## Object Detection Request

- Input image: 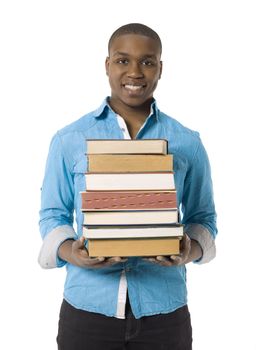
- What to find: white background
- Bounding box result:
[0,1,261,349]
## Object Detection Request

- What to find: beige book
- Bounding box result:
[83,224,183,238]
[82,210,179,225]
[85,172,175,191]
[87,237,181,257]
[88,154,173,172]
[86,139,168,155]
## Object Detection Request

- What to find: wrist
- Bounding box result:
[187,239,203,263]
[58,239,74,263]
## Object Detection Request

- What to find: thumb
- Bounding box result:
[73,236,86,249]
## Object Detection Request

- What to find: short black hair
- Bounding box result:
[108,23,162,55]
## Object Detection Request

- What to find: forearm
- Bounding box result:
[58,239,75,264]
[185,223,216,264]
[38,225,77,269]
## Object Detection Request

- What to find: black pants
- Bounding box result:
[57,298,192,350]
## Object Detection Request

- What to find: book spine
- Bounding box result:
[88,154,173,172]
[87,237,180,257]
[87,140,168,155]
[81,191,177,210]
[85,173,175,191]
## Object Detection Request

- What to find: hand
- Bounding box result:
[143,233,192,267]
[58,237,127,268]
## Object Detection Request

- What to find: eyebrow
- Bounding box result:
[112,51,158,59]
[112,51,129,57]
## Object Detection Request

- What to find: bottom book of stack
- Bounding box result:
[83,224,183,257]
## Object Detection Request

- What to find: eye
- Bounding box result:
[116,58,129,64]
[141,60,155,66]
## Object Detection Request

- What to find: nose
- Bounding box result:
[127,62,144,78]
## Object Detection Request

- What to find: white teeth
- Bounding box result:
[124,85,143,90]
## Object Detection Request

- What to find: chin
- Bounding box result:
[122,97,150,108]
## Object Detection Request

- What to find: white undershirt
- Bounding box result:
[114,115,132,319]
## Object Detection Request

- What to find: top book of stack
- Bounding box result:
[86,139,168,155]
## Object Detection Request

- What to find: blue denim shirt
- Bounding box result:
[38,98,217,319]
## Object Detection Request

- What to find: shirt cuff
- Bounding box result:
[185,223,216,264]
[38,225,77,269]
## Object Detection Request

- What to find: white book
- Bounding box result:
[82,225,183,239]
[83,210,178,225]
[86,139,168,155]
[85,173,175,191]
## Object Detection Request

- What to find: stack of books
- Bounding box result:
[81,139,183,257]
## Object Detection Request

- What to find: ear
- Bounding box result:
[105,57,110,76]
[159,61,163,80]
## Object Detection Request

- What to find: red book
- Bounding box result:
[81,191,177,211]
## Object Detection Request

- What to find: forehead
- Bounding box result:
[109,34,161,58]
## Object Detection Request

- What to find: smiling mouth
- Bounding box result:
[123,84,146,91]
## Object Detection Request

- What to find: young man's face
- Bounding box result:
[105,34,162,112]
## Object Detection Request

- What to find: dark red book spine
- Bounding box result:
[81,191,177,210]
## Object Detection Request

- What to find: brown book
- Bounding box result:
[86,139,168,155]
[85,172,175,191]
[81,190,177,210]
[87,237,181,257]
[88,154,173,173]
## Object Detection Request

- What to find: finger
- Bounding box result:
[181,234,191,252]
[156,256,169,262]
[143,257,172,266]
[107,256,121,262]
[111,257,128,263]
[85,256,105,265]
[84,256,129,268]
[170,254,181,260]
[103,257,128,266]
[79,249,89,258]
[142,257,158,264]
[143,256,157,260]
[170,255,183,265]
[156,256,176,266]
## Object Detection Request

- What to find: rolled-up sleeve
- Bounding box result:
[38,132,78,269]
[182,137,217,264]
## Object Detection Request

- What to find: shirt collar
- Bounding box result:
[93,97,160,121]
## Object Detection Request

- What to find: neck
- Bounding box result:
[108,98,154,139]
[108,98,153,125]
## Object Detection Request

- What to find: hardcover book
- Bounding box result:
[81,190,177,210]
[82,210,178,225]
[85,173,175,191]
[87,237,181,257]
[86,139,168,155]
[82,224,183,239]
[88,154,173,172]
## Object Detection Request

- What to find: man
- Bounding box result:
[39,23,217,350]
